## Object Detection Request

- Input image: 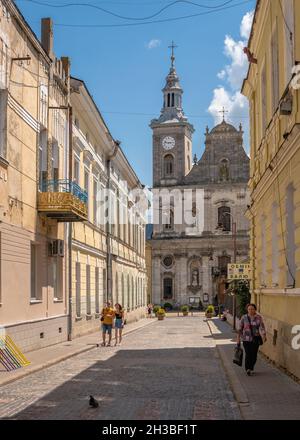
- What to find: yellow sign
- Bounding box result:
[227,263,251,280]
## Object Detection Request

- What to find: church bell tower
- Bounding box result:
[150,42,194,187]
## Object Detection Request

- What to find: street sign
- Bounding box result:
[227,263,251,280]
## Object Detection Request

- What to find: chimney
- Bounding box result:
[41,18,54,59]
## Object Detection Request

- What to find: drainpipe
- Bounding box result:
[106,140,120,302]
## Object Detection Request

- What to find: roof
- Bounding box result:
[210,120,238,134]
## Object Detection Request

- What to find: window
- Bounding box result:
[218,207,231,232]
[86,265,91,315]
[286,184,296,287]
[0,38,8,89]
[73,156,80,185]
[75,262,81,317]
[283,0,294,84]
[272,203,279,285]
[271,19,279,113]
[0,90,7,158]
[163,278,173,299]
[51,140,59,188]
[95,267,100,314]
[167,93,170,107]
[53,257,62,300]
[261,61,267,134]
[39,129,48,191]
[84,168,89,218]
[39,84,48,128]
[103,268,107,304]
[30,243,38,300]
[164,154,174,177]
[171,93,175,107]
[93,179,99,226]
[163,256,173,268]
[260,215,267,286]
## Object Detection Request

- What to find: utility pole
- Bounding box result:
[232,221,237,331]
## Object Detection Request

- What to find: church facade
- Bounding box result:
[148,51,250,309]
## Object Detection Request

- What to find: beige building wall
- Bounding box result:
[242,0,300,379]
[70,78,147,338]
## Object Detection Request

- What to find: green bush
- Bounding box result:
[235,281,251,318]
[206,305,215,314]
[181,305,189,312]
[164,302,173,311]
[157,308,166,316]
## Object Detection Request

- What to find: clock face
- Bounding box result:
[162,136,175,150]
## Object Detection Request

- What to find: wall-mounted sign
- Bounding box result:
[203,293,209,302]
[227,263,251,280]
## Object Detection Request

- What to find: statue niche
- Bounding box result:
[188,259,202,292]
[219,159,229,182]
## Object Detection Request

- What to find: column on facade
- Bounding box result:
[202,255,212,304]
[152,256,161,305]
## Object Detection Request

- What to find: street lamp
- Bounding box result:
[216,212,237,330]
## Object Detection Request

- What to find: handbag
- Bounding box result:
[233,345,243,366]
[247,315,263,345]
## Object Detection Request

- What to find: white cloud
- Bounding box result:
[240,10,255,40]
[207,10,254,149]
[208,87,248,126]
[217,69,226,80]
[147,39,161,50]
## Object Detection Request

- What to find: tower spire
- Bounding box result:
[168,41,178,69]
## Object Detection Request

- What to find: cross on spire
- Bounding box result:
[168,41,178,68]
[219,107,228,122]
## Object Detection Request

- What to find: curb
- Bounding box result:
[0,319,156,387]
[206,319,254,420]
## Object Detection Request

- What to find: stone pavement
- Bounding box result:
[0,315,240,420]
[207,318,300,420]
[0,318,155,387]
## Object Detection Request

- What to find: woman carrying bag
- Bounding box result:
[236,303,267,376]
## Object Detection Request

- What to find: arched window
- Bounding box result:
[163,278,173,299]
[218,206,231,231]
[164,154,174,177]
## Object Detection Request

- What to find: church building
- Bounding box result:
[148,47,250,309]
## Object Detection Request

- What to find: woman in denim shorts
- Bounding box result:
[114,303,124,346]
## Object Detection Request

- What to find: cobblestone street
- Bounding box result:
[0,316,240,420]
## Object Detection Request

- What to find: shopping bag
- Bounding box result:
[233,345,243,367]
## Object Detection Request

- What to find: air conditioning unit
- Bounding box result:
[49,239,64,257]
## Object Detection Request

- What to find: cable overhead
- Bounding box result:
[19,0,236,22]
[49,0,253,28]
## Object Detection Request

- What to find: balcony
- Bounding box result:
[38,180,88,222]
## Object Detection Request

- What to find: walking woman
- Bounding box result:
[237,303,267,376]
[114,303,124,346]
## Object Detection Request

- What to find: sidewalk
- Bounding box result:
[207,318,300,420]
[0,318,156,388]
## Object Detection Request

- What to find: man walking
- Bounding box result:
[100,301,115,347]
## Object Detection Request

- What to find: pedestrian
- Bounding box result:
[100,301,115,347]
[114,303,124,346]
[237,303,267,376]
[147,303,152,318]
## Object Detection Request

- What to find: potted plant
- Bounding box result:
[205,305,215,318]
[153,305,161,317]
[157,308,166,321]
[164,302,173,311]
[181,305,189,316]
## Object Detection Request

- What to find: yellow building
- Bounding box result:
[70,78,147,337]
[242,0,300,378]
[0,2,88,351]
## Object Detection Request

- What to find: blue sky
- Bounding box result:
[15,0,256,186]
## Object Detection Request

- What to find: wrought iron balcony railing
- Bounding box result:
[38,179,88,222]
[41,179,88,203]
